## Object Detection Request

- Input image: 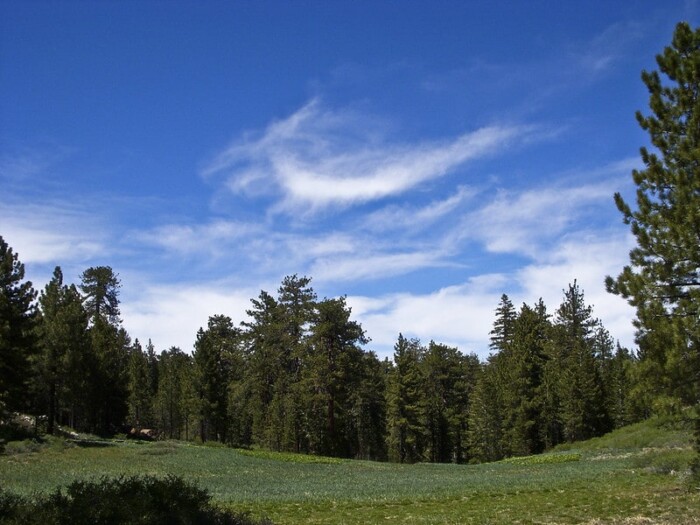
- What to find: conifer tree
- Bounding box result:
[305,296,367,457]
[504,302,550,456]
[0,236,38,415]
[79,266,129,434]
[554,282,607,442]
[126,339,155,431]
[36,267,89,433]
[605,21,700,462]
[386,334,426,463]
[194,315,239,442]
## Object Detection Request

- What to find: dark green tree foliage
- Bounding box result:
[504,301,549,456]
[194,315,241,443]
[350,351,389,460]
[553,282,609,442]
[36,267,90,434]
[386,334,426,463]
[274,275,316,452]
[0,236,38,414]
[79,266,130,434]
[606,23,700,451]
[467,361,504,462]
[422,341,477,463]
[126,339,155,431]
[305,296,368,457]
[489,294,517,353]
[155,347,197,440]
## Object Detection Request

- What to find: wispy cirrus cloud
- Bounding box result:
[361,185,476,233]
[202,99,527,214]
[0,201,106,266]
[131,220,265,258]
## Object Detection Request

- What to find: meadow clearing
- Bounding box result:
[1,416,698,524]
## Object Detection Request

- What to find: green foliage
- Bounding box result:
[0,236,38,414]
[0,475,272,525]
[385,334,426,463]
[606,22,700,452]
[194,315,241,443]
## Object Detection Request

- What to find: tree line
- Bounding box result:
[0,243,642,462]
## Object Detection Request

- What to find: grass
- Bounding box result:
[1,416,698,524]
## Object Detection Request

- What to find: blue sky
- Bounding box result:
[1,1,697,358]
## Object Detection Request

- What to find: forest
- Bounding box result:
[0,244,650,463]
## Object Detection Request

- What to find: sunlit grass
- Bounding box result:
[1,416,698,524]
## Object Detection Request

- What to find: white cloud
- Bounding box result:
[346,230,637,360]
[0,201,106,265]
[121,283,259,353]
[202,99,526,214]
[463,181,617,257]
[132,220,264,258]
[362,185,476,233]
[311,250,451,283]
[515,231,637,348]
[347,275,508,358]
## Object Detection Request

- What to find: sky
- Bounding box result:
[1,1,697,359]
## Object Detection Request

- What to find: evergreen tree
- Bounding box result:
[155,347,196,440]
[305,296,368,457]
[554,282,607,442]
[36,267,90,434]
[605,23,700,454]
[489,294,517,353]
[193,315,240,443]
[422,342,477,463]
[276,275,317,452]
[504,301,550,456]
[241,290,284,448]
[80,266,121,326]
[80,266,129,434]
[467,362,505,462]
[349,351,389,460]
[386,334,426,463]
[126,339,155,431]
[0,236,38,415]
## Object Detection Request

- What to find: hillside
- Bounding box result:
[1,416,698,524]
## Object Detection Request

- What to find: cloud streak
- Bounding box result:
[203,100,526,214]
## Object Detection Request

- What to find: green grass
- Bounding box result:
[1,417,698,524]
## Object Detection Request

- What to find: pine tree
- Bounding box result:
[421,342,477,463]
[489,294,517,353]
[126,339,155,431]
[155,347,196,440]
[0,236,38,415]
[386,334,426,463]
[606,22,700,448]
[554,282,607,442]
[349,351,388,460]
[305,296,367,457]
[36,267,90,433]
[505,301,550,456]
[193,315,240,443]
[467,362,505,462]
[79,266,129,434]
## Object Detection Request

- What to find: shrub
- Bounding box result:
[0,475,273,525]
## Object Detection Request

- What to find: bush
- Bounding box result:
[0,475,273,525]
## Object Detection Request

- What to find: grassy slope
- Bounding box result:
[1,417,698,524]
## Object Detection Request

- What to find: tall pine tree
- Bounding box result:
[605,21,700,466]
[0,236,38,415]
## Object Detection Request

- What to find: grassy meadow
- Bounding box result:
[1,416,698,524]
